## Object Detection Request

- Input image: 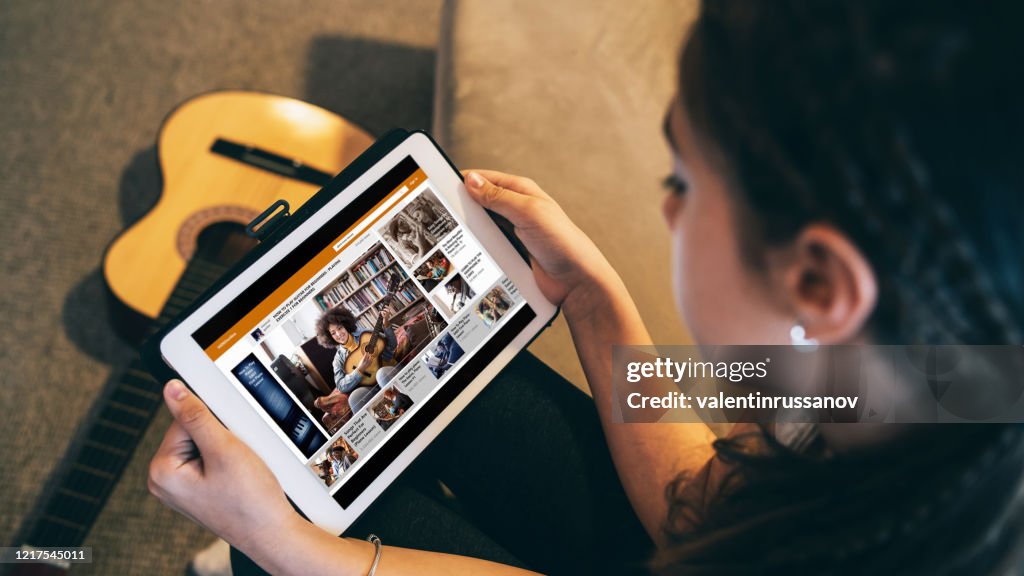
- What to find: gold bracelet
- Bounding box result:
[366,534,382,576]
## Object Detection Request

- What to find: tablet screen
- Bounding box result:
[191,156,536,506]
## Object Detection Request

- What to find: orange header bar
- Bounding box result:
[204,168,426,361]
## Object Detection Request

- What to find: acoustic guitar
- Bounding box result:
[10,91,371,575]
[104,91,372,321]
[344,273,402,386]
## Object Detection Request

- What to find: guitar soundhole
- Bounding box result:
[194,222,259,265]
[177,205,260,260]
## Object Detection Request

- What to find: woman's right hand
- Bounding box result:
[463,170,617,320]
[357,352,373,372]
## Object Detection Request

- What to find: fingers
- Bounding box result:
[153,419,192,462]
[163,380,230,455]
[149,419,194,499]
[463,171,543,225]
[460,169,549,199]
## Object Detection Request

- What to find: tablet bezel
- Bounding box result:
[157,131,558,535]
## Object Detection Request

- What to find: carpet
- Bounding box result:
[0,1,442,572]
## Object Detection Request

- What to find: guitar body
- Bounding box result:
[342,274,402,386]
[104,91,372,320]
[345,330,396,386]
[10,93,373,572]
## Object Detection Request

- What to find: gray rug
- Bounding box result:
[0,1,441,572]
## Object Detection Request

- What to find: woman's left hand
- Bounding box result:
[148,380,297,552]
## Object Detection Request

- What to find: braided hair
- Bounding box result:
[657,1,1024,573]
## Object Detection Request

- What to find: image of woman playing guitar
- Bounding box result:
[314,276,403,414]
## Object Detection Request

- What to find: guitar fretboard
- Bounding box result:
[20,257,228,549]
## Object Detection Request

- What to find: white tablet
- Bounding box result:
[151,130,557,535]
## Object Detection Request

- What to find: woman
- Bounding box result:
[385,215,434,265]
[148,1,1024,574]
[445,275,473,313]
[315,306,398,412]
[408,194,457,239]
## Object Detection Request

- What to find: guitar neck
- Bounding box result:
[365,277,400,351]
[365,312,387,350]
[16,256,227,552]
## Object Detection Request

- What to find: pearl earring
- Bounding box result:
[789,323,819,348]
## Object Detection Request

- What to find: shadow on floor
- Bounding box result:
[63,146,162,361]
[304,35,436,136]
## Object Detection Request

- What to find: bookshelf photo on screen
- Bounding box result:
[314,241,429,333]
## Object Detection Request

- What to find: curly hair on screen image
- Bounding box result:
[315,307,358,349]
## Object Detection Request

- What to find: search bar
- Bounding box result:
[334,185,409,252]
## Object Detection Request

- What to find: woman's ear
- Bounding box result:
[782,224,878,344]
